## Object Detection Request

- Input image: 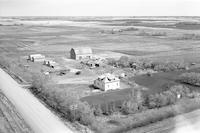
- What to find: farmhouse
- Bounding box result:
[28,54,45,62]
[94,73,120,91]
[70,47,92,60]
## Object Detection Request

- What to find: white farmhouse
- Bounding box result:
[94,73,120,91]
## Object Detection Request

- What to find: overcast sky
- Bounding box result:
[0,0,200,16]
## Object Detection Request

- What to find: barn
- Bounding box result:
[94,73,120,91]
[70,47,92,60]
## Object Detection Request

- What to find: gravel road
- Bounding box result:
[0,68,74,133]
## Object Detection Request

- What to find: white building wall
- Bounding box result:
[94,80,120,91]
[76,54,92,60]
[104,81,120,91]
[32,57,45,62]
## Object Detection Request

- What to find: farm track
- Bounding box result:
[0,68,74,133]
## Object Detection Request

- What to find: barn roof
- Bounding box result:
[71,47,92,55]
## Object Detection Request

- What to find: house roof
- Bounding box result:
[71,47,92,55]
[97,73,120,83]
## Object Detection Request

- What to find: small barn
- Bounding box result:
[29,54,45,62]
[48,61,60,69]
[70,47,92,60]
[94,73,120,91]
[44,59,60,70]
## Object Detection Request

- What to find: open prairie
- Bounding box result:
[1,16,200,63]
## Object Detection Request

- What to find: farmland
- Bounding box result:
[1,16,200,133]
[134,68,200,94]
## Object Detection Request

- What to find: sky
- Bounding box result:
[0,0,200,16]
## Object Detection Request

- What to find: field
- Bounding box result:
[1,16,200,132]
[134,68,200,94]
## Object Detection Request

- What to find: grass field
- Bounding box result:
[134,68,200,94]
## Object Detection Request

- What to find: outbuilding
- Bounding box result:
[70,47,92,60]
[94,73,120,91]
[44,59,60,70]
[28,54,45,62]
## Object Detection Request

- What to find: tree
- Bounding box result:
[107,58,117,66]
[121,88,144,114]
[118,56,129,67]
[179,72,200,86]
[94,104,103,116]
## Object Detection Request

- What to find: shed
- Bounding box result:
[44,60,60,70]
[70,47,92,60]
[29,54,45,62]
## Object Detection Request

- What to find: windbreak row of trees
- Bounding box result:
[30,73,96,126]
[107,56,187,72]
[92,85,195,116]
[179,72,200,86]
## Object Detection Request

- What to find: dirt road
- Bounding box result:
[0,68,74,133]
